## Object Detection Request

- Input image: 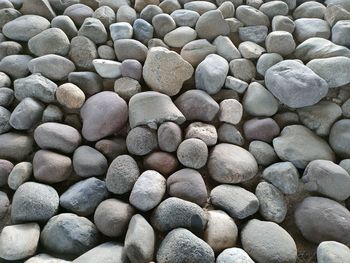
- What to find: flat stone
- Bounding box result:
[126,126,158,156]
[92,59,121,78]
[265,31,296,56]
[229,58,256,82]
[239,25,268,43]
[244,118,280,143]
[143,152,178,175]
[332,20,350,48]
[114,39,148,62]
[51,15,78,39]
[185,122,217,146]
[171,9,199,27]
[164,26,197,48]
[0,54,33,79]
[63,4,94,27]
[78,17,107,44]
[294,18,330,43]
[180,39,216,66]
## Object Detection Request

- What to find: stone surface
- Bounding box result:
[180,39,216,66]
[317,241,350,263]
[10,97,44,130]
[243,118,280,143]
[185,122,217,146]
[329,119,350,158]
[8,162,32,190]
[56,83,85,110]
[126,126,158,156]
[158,122,182,152]
[73,146,107,178]
[249,141,278,167]
[177,138,208,169]
[0,133,34,162]
[217,248,254,263]
[219,99,242,125]
[92,59,121,78]
[195,10,229,41]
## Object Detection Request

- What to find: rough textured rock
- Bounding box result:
[329,119,350,158]
[217,248,254,263]
[176,138,208,169]
[317,241,350,263]
[195,10,229,41]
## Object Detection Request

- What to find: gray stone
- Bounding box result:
[0,8,21,30]
[329,119,350,158]
[28,28,70,56]
[239,25,268,44]
[28,54,75,81]
[34,122,81,154]
[41,213,99,255]
[219,99,243,125]
[129,91,185,129]
[143,47,193,96]
[0,133,34,162]
[133,19,154,45]
[294,18,330,43]
[130,170,166,211]
[210,185,259,219]
[157,228,215,263]
[117,4,137,23]
[225,76,248,93]
[10,97,44,130]
[158,122,182,152]
[243,118,280,143]
[185,122,217,146]
[265,60,329,108]
[295,196,350,244]
[0,191,9,219]
[69,36,97,71]
[11,182,59,223]
[325,4,350,27]
[208,143,258,183]
[177,138,208,169]
[0,106,10,134]
[0,223,40,261]
[184,1,216,15]
[217,248,254,263]
[63,3,94,27]
[106,155,139,194]
[93,6,115,27]
[265,31,295,56]
[218,123,244,146]
[125,214,155,263]
[25,253,71,263]
[236,5,269,26]
[126,127,158,156]
[0,41,23,60]
[95,137,127,161]
[213,36,241,61]
[115,39,148,63]
[195,54,229,95]
[81,91,128,141]
[293,1,326,19]
[0,54,33,79]
[110,22,133,41]
[195,10,229,40]
[249,141,278,167]
[42,105,63,123]
[262,162,299,195]
[259,1,288,19]
[332,20,350,48]
[51,15,78,39]
[273,125,335,169]
[294,37,350,62]
[14,74,57,103]
[92,59,121,78]
[0,72,11,87]
[242,219,297,263]
[171,9,199,27]
[238,41,266,59]
[297,101,342,136]
[303,160,350,201]
[3,15,50,41]
[181,39,216,66]
[73,146,107,178]
[94,198,135,237]
[0,88,13,108]
[151,197,208,233]
[20,0,56,20]
[60,177,108,216]
[140,4,162,23]
[229,58,256,82]
[152,14,176,38]
[121,59,142,81]
[164,26,197,48]
[317,241,350,263]
[8,162,32,190]
[0,160,13,187]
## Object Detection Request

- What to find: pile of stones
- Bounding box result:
[0,0,350,262]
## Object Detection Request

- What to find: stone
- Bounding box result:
[293,1,326,19]
[78,17,107,44]
[236,5,270,26]
[177,138,208,169]
[218,123,245,146]
[95,137,127,161]
[294,37,350,62]
[273,125,335,168]
[185,122,217,146]
[133,19,154,45]
[110,22,133,41]
[256,53,283,77]
[126,127,158,156]
[213,36,241,61]
[208,143,258,183]
[325,5,350,27]
[265,31,295,56]
[9,97,44,130]
[204,210,238,253]
[184,1,216,15]
[129,170,166,211]
[93,6,115,27]
[125,214,155,263]
[69,36,97,71]
[0,41,23,60]
[0,106,10,134]
[51,15,78,39]
[19,0,55,19]
[332,20,350,48]
[42,105,63,123]
[249,141,278,167]
[0,54,33,79]
[72,146,107,178]
[180,39,216,66]
[217,248,254,263]
[157,228,215,263]
[28,54,75,81]
[295,196,350,244]
[0,72,11,87]
[94,199,135,237]
[34,122,81,154]
[143,47,193,96]
[238,41,266,59]
[0,8,21,30]
[0,191,9,219]
[28,28,69,57]
[114,77,141,101]
[244,118,280,143]
[3,15,50,41]
[167,168,208,206]
[164,26,196,48]
[265,60,329,108]
[0,223,40,261]
[171,9,199,27]
[99,0,131,12]
[317,241,350,263]
[256,182,287,223]
[106,155,139,194]
[121,59,142,81]
[143,152,178,175]
[195,10,229,40]
[259,1,288,19]
[129,91,185,129]
[25,254,71,263]
[98,45,116,60]
[0,133,34,162]
[210,185,259,219]
[56,83,85,109]
[0,160,13,187]
[60,177,108,216]
[41,213,99,255]
[219,99,243,125]
[140,5,162,23]
[294,18,330,43]
[239,25,268,44]
[63,3,94,26]
[158,122,182,152]
[11,182,59,223]
[81,91,128,141]
[229,58,256,82]
[92,59,121,78]
[273,112,300,128]
[329,119,350,158]
[8,162,32,190]
[0,88,13,108]
[241,219,297,263]
[117,5,137,23]
[225,76,248,93]
[152,14,176,38]
[151,197,208,233]
[114,39,148,62]
[303,160,350,201]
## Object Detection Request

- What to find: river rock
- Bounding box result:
[329,119,350,158]
[180,39,216,66]
[195,10,229,40]
[0,133,34,162]
[217,248,254,263]
[317,241,350,263]
[8,162,32,190]
[177,138,208,169]
[73,146,107,178]
[158,122,182,152]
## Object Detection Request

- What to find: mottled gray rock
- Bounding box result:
[14,74,57,103]
[273,125,335,168]
[265,31,295,56]
[51,15,78,39]
[242,219,297,263]
[151,197,208,233]
[0,106,10,134]
[157,228,215,263]
[0,191,9,219]
[293,1,326,19]
[244,118,280,143]
[185,122,217,146]
[317,241,350,263]
[20,0,56,20]
[332,20,350,48]
[238,41,265,59]
[0,41,23,60]
[225,76,248,93]
[0,160,13,187]
[0,72,11,87]
[126,127,158,156]
[121,59,142,81]
[195,10,229,40]
[8,162,32,190]
[130,170,166,211]
[249,141,278,167]
[92,59,121,78]
[0,88,13,108]
[42,105,63,123]
[34,122,81,154]
[177,138,208,169]
[0,54,33,79]
[114,39,148,62]
[129,91,185,129]
[213,36,241,61]
[262,162,299,195]
[184,1,216,15]
[210,185,259,219]
[204,210,238,253]
[180,39,216,66]
[265,60,329,108]
[93,6,115,27]
[229,58,256,82]
[158,122,182,152]
[73,146,107,178]
[78,17,107,44]
[329,119,350,158]
[3,15,50,41]
[94,199,135,237]
[117,4,137,23]
[236,5,269,26]
[164,26,196,48]
[0,133,34,162]
[217,248,254,263]
[294,18,330,43]
[218,123,244,146]
[63,3,94,26]
[0,223,40,261]
[295,196,350,244]
[11,182,59,223]
[110,22,132,41]
[69,36,98,71]
[171,9,199,27]
[60,177,108,216]
[0,8,21,30]
[10,97,44,130]
[239,25,268,44]
[41,213,99,255]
